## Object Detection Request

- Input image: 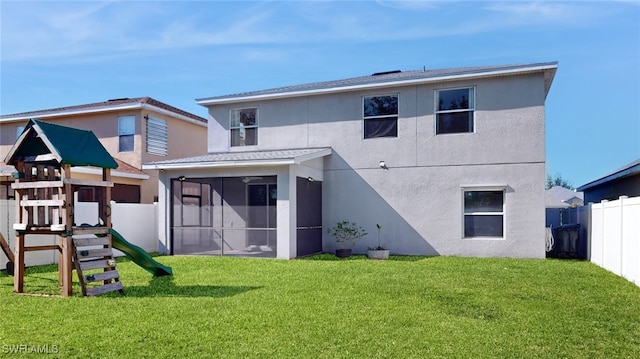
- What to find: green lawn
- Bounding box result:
[1,255,639,358]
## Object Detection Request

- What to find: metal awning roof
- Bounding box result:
[142,147,332,170]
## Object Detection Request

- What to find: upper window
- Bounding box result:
[230,108,257,147]
[146,116,168,156]
[118,115,135,152]
[363,95,398,139]
[463,189,504,238]
[436,88,474,134]
[16,125,25,140]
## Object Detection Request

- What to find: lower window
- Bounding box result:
[463,189,504,238]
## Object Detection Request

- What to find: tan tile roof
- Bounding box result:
[0,158,147,178]
[113,159,147,177]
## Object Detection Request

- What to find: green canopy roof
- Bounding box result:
[5,119,118,169]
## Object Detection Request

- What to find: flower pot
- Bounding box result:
[335,248,352,258]
[367,249,389,260]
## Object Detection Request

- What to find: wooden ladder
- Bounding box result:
[72,235,124,297]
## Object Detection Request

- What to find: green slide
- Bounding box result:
[109,229,173,277]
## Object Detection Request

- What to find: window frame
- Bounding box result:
[15,125,25,140]
[461,186,506,239]
[362,93,399,139]
[435,87,475,135]
[229,107,258,147]
[118,115,136,152]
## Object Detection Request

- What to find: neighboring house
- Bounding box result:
[544,185,584,228]
[577,159,640,204]
[144,62,558,259]
[0,97,207,203]
[545,186,584,209]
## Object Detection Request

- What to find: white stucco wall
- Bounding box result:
[200,72,548,258]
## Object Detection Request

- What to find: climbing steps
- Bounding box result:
[72,235,124,296]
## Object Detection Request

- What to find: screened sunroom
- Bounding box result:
[145,148,331,259]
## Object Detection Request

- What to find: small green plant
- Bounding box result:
[328,221,368,249]
[368,223,387,250]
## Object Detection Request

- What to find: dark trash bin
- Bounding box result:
[549,223,585,259]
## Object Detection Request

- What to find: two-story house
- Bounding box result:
[1,97,207,203]
[144,62,558,259]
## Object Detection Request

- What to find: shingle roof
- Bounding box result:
[143,147,332,170]
[545,186,584,208]
[1,97,207,124]
[577,159,640,191]
[197,61,558,104]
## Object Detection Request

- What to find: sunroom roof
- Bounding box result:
[142,147,332,170]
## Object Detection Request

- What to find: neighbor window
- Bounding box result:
[363,95,398,138]
[436,87,474,134]
[146,116,168,156]
[118,115,135,152]
[230,108,257,147]
[463,189,504,238]
[16,125,25,140]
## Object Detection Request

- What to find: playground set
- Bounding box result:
[0,119,171,297]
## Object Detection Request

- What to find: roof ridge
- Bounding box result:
[1,96,207,123]
[197,61,558,103]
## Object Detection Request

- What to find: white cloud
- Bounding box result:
[0,0,632,63]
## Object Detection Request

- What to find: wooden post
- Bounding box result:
[13,234,24,293]
[61,164,74,296]
[104,169,111,228]
[60,235,73,297]
[103,168,112,285]
[0,233,14,263]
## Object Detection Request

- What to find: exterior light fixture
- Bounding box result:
[178,176,186,181]
[379,161,388,169]
[307,176,315,182]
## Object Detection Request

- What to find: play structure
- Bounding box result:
[1,119,171,297]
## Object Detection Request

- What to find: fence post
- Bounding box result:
[586,203,592,260]
[601,200,607,269]
[619,196,627,279]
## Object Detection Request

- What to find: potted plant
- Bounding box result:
[328,220,367,258]
[367,224,389,260]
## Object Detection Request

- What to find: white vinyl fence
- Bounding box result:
[589,196,640,286]
[0,200,158,270]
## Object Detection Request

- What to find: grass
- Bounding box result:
[0,255,639,358]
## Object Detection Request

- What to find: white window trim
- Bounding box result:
[229,107,259,148]
[460,185,506,240]
[362,93,399,140]
[118,115,136,153]
[435,86,476,135]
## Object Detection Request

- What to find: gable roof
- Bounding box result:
[5,119,118,169]
[545,186,584,208]
[197,62,558,105]
[577,159,640,192]
[0,97,207,125]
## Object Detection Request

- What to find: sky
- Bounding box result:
[0,0,638,188]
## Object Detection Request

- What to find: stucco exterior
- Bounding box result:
[147,62,557,259]
[0,97,207,203]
